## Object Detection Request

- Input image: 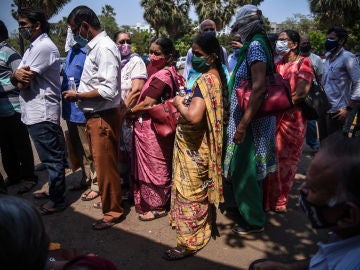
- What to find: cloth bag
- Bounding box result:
[236,71,293,118]
[298,59,330,120]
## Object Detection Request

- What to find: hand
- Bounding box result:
[233,123,246,144]
[124,90,140,109]
[230,40,243,49]
[62,90,78,102]
[333,108,348,120]
[173,95,185,109]
[14,66,33,83]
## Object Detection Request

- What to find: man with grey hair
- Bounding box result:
[182,19,229,80]
[250,132,360,270]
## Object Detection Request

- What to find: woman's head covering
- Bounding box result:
[232,4,265,42]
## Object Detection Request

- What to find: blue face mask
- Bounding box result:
[324,38,338,52]
[73,25,88,47]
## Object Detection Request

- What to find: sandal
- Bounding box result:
[17,180,37,194]
[81,190,100,201]
[138,211,167,221]
[92,218,121,230]
[39,201,67,215]
[162,247,196,261]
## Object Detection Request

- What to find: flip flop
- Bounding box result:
[39,202,67,215]
[138,211,168,221]
[81,190,100,201]
[92,218,121,230]
[17,180,37,194]
[162,247,196,261]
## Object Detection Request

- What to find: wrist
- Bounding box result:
[75,92,80,101]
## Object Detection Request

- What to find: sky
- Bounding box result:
[0,0,311,34]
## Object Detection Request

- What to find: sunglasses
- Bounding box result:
[118,40,131,45]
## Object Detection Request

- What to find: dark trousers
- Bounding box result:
[27,121,66,204]
[0,112,35,182]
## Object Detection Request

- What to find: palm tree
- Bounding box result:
[191,0,264,30]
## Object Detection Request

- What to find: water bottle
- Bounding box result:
[68,77,76,91]
[183,89,192,106]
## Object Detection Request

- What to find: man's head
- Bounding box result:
[17,8,49,42]
[325,26,348,54]
[199,19,216,34]
[300,132,360,237]
[67,6,101,45]
[0,20,9,42]
[300,35,312,56]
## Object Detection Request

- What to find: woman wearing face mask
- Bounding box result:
[263,30,313,213]
[163,32,229,260]
[113,31,147,198]
[223,5,276,235]
[128,37,184,221]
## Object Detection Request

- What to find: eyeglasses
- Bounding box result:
[203,28,215,32]
[118,39,131,45]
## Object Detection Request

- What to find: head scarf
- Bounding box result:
[65,26,76,53]
[233,4,265,42]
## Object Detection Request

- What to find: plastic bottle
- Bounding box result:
[68,77,76,91]
[183,89,192,106]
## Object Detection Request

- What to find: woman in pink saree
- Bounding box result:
[129,38,183,221]
[263,30,313,213]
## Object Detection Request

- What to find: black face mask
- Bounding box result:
[300,44,311,53]
[298,191,337,229]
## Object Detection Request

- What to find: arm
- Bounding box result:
[233,61,267,144]
[292,79,312,105]
[125,78,146,109]
[63,89,102,102]
[174,96,206,125]
[11,66,36,90]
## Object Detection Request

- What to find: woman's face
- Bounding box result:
[149,43,164,58]
[192,43,208,59]
[149,43,167,68]
[278,32,298,51]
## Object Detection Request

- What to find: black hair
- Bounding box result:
[192,32,230,126]
[153,37,177,66]
[282,29,300,55]
[113,31,131,42]
[18,8,50,34]
[0,20,9,40]
[320,132,360,205]
[0,195,49,270]
[67,6,101,30]
[327,26,348,44]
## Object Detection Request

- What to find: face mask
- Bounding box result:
[275,40,290,56]
[73,25,88,47]
[149,54,166,68]
[118,43,132,56]
[191,55,211,73]
[19,26,33,41]
[325,38,338,52]
[298,191,337,229]
[300,44,311,53]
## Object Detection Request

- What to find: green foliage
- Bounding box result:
[131,30,152,55]
[308,30,326,55]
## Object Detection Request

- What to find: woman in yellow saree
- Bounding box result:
[163,32,229,260]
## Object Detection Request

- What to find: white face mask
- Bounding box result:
[275,40,290,56]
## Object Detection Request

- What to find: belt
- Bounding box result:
[84,108,117,119]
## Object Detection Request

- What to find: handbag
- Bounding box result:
[235,56,293,118]
[147,70,183,137]
[297,59,330,120]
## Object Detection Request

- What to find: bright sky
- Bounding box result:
[0,0,311,34]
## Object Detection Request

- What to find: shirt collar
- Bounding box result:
[86,31,107,51]
[29,33,48,51]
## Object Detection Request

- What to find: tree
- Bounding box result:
[191,0,264,30]
[98,5,119,41]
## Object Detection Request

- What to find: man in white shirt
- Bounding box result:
[11,8,66,214]
[64,5,123,230]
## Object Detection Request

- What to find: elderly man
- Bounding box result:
[251,132,360,270]
[182,19,229,80]
[63,5,123,230]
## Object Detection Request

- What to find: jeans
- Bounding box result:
[305,120,319,149]
[27,121,66,204]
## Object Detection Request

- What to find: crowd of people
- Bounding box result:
[0,3,360,269]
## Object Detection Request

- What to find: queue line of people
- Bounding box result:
[0,3,360,267]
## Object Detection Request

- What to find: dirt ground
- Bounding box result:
[1,133,327,270]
